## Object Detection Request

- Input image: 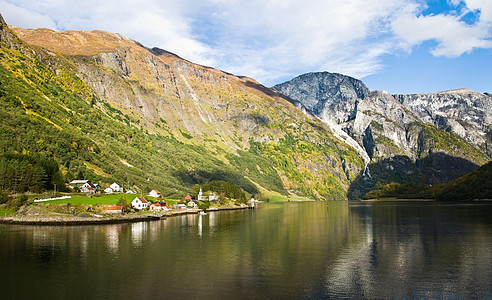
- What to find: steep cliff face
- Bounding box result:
[394,89,492,157]
[273,72,370,124]
[275,72,490,198]
[4,22,364,199]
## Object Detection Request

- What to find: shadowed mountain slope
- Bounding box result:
[274,72,490,198]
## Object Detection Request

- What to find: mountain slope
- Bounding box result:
[1,16,364,200]
[364,161,492,201]
[274,72,490,198]
[394,89,492,157]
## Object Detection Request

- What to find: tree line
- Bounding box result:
[0,153,65,195]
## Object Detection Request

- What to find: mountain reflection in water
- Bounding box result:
[0,201,491,299]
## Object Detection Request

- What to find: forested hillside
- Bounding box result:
[0,14,365,200]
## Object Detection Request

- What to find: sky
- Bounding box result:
[0,0,491,94]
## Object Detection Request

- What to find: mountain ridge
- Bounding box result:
[1,15,364,200]
[2,14,490,200]
[274,71,490,198]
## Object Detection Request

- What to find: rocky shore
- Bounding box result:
[0,206,252,226]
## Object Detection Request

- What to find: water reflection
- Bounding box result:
[105,226,120,255]
[0,202,491,299]
[198,214,203,237]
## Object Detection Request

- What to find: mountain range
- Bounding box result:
[0,13,363,200]
[274,72,490,198]
[1,12,490,200]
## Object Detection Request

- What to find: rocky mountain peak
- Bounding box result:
[439,88,484,95]
[9,26,137,56]
[394,89,491,156]
[274,71,490,198]
[272,71,370,124]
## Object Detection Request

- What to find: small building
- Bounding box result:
[104,187,114,194]
[69,180,91,189]
[80,182,97,194]
[197,188,218,201]
[150,202,169,212]
[132,197,149,210]
[187,200,198,208]
[249,197,258,203]
[126,190,137,194]
[110,182,123,193]
[185,195,192,200]
[106,205,123,214]
[172,203,187,210]
[147,189,161,198]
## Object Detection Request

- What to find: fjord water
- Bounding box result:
[1,202,491,299]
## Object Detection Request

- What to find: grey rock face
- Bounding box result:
[394,89,492,156]
[273,72,370,124]
[274,73,490,198]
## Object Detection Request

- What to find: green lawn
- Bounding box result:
[266,195,313,202]
[36,194,175,205]
[39,194,130,205]
[0,207,15,216]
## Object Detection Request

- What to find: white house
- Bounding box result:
[197,188,218,201]
[187,200,198,208]
[69,180,91,189]
[150,202,169,212]
[80,182,97,194]
[132,197,149,210]
[110,182,123,193]
[146,189,161,198]
[173,203,187,210]
[104,187,114,194]
[126,190,137,194]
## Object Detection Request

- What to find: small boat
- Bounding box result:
[199,211,207,215]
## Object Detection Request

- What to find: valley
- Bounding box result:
[0,12,490,207]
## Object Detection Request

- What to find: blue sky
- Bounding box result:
[0,0,491,94]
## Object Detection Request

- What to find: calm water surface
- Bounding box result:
[1,201,491,299]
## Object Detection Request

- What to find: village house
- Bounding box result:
[185,195,192,200]
[197,188,218,201]
[132,197,149,210]
[110,182,123,193]
[80,182,98,194]
[126,190,137,194]
[69,179,91,189]
[150,202,169,212]
[106,205,123,214]
[187,200,198,208]
[104,187,114,194]
[69,180,99,193]
[173,203,187,210]
[146,189,161,198]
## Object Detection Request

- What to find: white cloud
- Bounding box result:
[0,0,491,86]
[0,0,56,29]
[0,0,216,66]
[392,1,492,57]
[188,0,408,84]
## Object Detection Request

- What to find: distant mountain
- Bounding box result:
[394,89,492,157]
[363,161,492,201]
[0,14,364,200]
[274,72,490,199]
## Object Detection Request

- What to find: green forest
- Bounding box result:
[363,161,492,201]
[1,25,361,202]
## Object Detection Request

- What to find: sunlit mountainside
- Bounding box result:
[0,13,364,200]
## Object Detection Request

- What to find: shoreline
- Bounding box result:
[0,206,252,226]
